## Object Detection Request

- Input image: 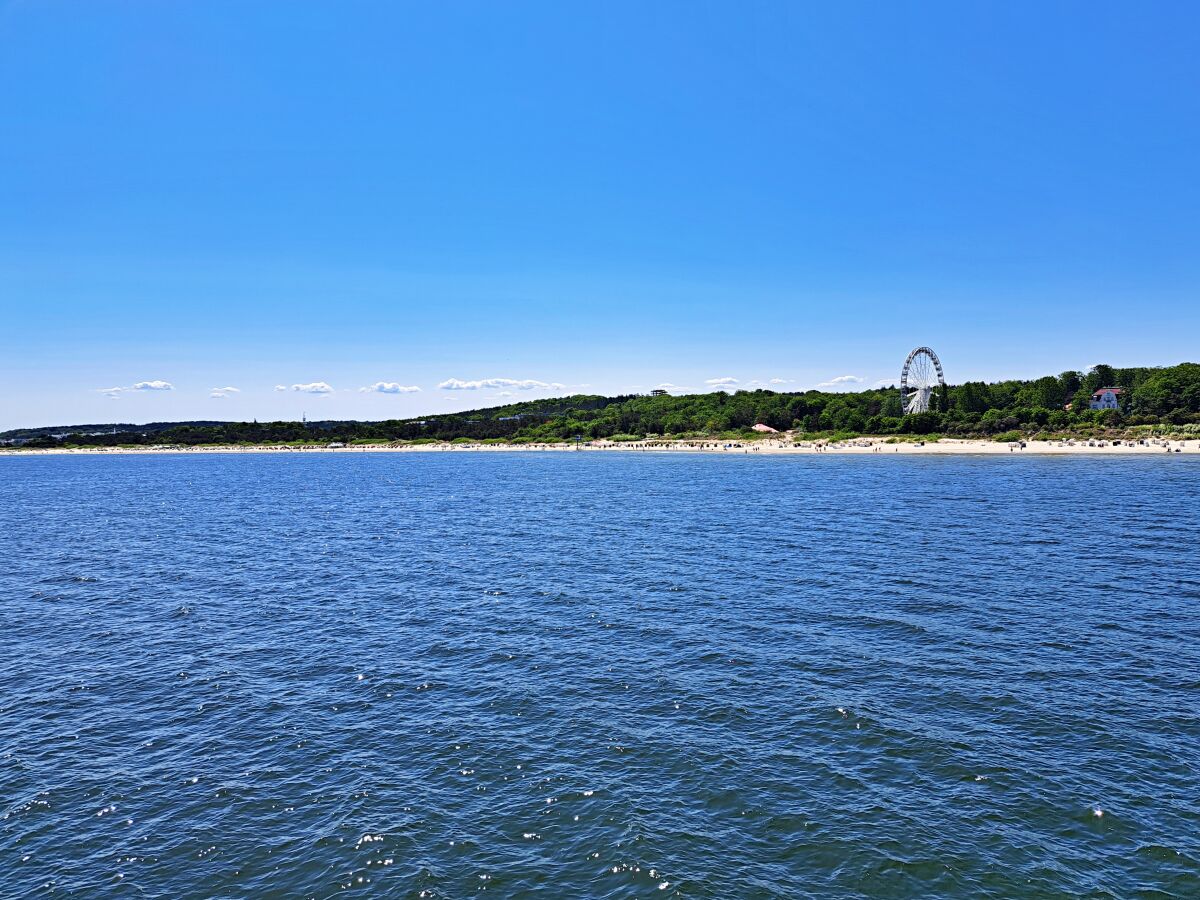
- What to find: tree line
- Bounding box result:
[11,362,1200,448]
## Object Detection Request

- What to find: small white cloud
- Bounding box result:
[438,377,564,391]
[816,375,865,390]
[95,380,173,397]
[769,378,791,385]
[705,377,738,386]
[210,386,240,398]
[496,391,516,398]
[292,382,334,394]
[360,382,421,394]
[274,384,287,392]
[872,378,896,388]
[654,383,689,393]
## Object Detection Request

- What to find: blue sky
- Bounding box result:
[2,1,1198,429]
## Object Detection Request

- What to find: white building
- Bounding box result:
[1089,388,1123,410]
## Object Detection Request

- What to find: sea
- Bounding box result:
[1,452,1198,898]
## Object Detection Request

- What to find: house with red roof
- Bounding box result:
[1089,388,1123,410]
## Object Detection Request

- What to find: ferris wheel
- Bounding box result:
[900,347,945,414]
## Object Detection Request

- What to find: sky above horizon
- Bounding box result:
[3,1,1199,429]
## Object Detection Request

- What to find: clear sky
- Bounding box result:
[2,1,1198,429]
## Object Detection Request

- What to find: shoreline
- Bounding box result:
[3,437,1197,457]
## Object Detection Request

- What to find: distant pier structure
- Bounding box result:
[901,347,945,414]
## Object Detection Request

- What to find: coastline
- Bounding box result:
[3,437,1197,456]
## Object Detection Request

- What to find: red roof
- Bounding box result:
[1092,387,1123,397]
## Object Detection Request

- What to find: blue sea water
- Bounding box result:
[1,452,1198,898]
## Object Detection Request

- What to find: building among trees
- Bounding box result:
[1090,388,1123,410]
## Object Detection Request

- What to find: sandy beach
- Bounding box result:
[3,437,1197,456]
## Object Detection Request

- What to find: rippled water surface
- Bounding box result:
[2,452,1199,898]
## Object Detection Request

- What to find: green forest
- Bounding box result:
[7,362,1200,448]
